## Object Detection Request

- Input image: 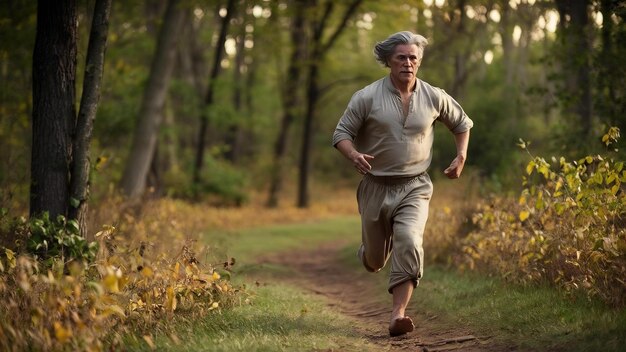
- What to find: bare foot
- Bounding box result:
[389,316,414,337]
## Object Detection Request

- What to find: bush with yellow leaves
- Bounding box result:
[0,205,244,351]
[461,127,626,306]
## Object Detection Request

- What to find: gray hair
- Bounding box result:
[374,31,429,67]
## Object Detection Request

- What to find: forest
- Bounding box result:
[0,0,625,351]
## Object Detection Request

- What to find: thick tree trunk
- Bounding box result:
[69,0,112,236]
[119,0,187,198]
[193,0,236,185]
[30,0,77,218]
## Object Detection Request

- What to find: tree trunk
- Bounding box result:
[193,0,237,185]
[69,0,112,236]
[30,0,77,218]
[499,2,515,86]
[224,18,248,163]
[119,0,187,198]
[296,0,362,208]
[297,62,319,208]
[266,0,307,208]
[555,0,592,137]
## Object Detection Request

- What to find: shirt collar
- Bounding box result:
[384,75,419,95]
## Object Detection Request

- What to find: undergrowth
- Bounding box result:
[0,207,244,351]
[0,185,358,351]
[460,127,624,306]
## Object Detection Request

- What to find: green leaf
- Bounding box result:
[70,197,80,208]
[611,184,620,195]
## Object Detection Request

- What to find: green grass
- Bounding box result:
[337,245,626,351]
[203,216,361,264]
[124,216,625,351]
[123,283,376,352]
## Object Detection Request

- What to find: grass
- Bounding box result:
[121,214,625,351]
[120,217,369,352]
[123,283,376,352]
[202,216,361,265]
[337,244,626,351]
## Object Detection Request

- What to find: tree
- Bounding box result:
[69,0,113,233]
[554,0,593,138]
[297,0,363,208]
[119,0,187,198]
[193,0,237,186]
[266,0,308,208]
[31,0,111,236]
[30,0,78,219]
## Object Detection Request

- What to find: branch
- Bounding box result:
[320,0,363,56]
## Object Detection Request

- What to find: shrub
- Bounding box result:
[461,127,626,306]
[0,200,245,351]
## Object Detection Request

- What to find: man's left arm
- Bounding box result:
[444,130,470,179]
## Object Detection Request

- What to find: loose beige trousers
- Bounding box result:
[356,173,433,293]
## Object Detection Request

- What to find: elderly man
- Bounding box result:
[332,31,473,337]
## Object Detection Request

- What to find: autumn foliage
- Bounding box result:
[461,127,625,306]
[0,203,243,351]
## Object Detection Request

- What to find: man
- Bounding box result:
[332,31,473,337]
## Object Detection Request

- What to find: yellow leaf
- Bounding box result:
[102,274,120,293]
[185,265,194,277]
[555,180,563,192]
[519,211,530,222]
[212,271,221,281]
[140,266,154,277]
[5,248,16,269]
[165,286,177,312]
[173,262,180,280]
[54,321,73,343]
[526,161,535,175]
[611,184,620,195]
[602,134,609,145]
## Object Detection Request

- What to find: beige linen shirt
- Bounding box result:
[333,75,474,177]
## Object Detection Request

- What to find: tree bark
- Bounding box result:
[69,0,112,236]
[193,0,237,185]
[119,0,187,198]
[555,0,592,137]
[296,0,362,208]
[266,0,307,208]
[30,0,77,218]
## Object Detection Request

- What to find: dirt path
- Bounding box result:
[260,242,514,352]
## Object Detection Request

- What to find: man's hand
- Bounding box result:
[444,155,465,179]
[350,150,374,175]
[336,140,374,175]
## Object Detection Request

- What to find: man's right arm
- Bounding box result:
[335,139,374,175]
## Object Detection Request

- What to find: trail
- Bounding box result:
[260,242,515,352]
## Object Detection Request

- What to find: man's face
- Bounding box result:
[388,44,421,86]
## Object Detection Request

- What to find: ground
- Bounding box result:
[260,242,518,352]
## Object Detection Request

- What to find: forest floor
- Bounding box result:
[259,241,518,352]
